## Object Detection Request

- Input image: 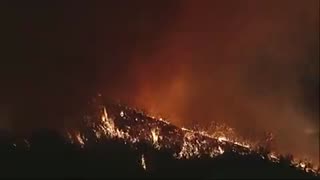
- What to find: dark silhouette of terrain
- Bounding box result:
[0,130,318,178]
[0,101,318,178]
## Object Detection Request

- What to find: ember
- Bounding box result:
[66,101,319,176]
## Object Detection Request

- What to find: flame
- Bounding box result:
[141,154,147,170]
[98,108,129,139]
[75,132,85,146]
[218,146,224,154]
[176,132,200,159]
[218,136,228,142]
[150,128,161,150]
[66,103,319,175]
[268,152,280,163]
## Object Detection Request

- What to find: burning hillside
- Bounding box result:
[1,0,318,178]
[0,99,318,178]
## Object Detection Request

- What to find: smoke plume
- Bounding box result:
[1,0,318,165]
[100,0,319,164]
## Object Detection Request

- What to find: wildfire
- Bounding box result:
[150,128,161,150]
[218,146,224,154]
[65,101,319,176]
[218,136,228,142]
[99,108,129,139]
[141,154,147,170]
[75,132,85,146]
[268,152,280,163]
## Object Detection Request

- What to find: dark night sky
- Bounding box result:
[0,1,180,130]
[0,0,319,164]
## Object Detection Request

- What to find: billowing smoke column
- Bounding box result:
[99,0,319,165]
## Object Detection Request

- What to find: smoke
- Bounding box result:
[101,0,319,163]
[0,0,318,165]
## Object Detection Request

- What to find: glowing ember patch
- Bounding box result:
[158,117,170,125]
[267,152,280,163]
[234,141,250,148]
[151,129,159,143]
[270,153,277,159]
[141,154,147,170]
[150,128,161,149]
[120,111,124,117]
[177,132,196,159]
[95,131,102,138]
[181,127,189,131]
[218,146,224,154]
[218,136,228,142]
[76,133,85,146]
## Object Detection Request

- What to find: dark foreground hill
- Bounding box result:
[0,101,318,178]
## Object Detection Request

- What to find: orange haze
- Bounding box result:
[102,0,319,165]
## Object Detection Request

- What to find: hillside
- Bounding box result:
[0,101,318,178]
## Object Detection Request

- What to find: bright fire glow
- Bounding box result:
[141,154,147,170]
[66,103,319,175]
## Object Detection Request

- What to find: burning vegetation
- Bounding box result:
[67,99,319,176]
[0,99,318,178]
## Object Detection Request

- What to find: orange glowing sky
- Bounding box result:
[0,0,318,165]
[104,0,319,163]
